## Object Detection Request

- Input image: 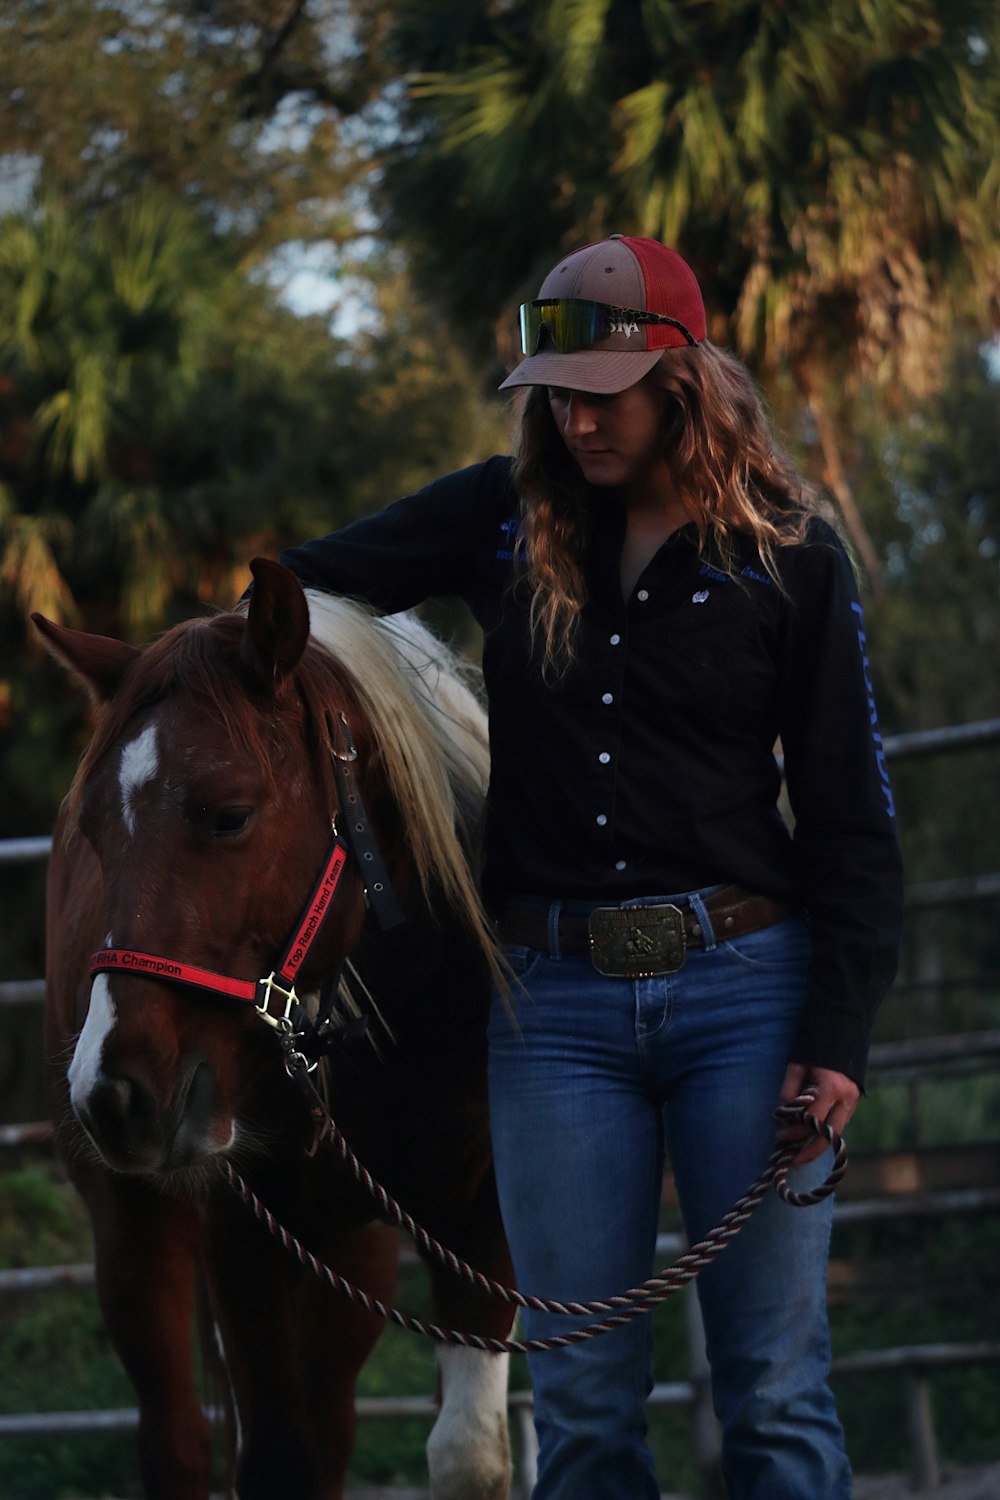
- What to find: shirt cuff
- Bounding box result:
[788,1000,872,1092]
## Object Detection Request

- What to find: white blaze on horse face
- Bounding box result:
[67,973,116,1110]
[118,721,159,836]
[427,1346,511,1500]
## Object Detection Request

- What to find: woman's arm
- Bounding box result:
[776,524,905,1092]
[276,457,516,615]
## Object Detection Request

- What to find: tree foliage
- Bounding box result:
[0,196,508,836]
[374,0,1000,381]
[867,345,1000,734]
[849,341,1000,1022]
[0,0,382,257]
[370,0,1000,585]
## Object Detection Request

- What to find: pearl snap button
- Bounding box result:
[637,589,649,601]
[598,752,611,765]
[596,814,608,826]
[602,693,613,705]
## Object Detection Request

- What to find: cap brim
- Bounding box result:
[498,348,663,395]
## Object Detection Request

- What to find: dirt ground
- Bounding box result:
[347,1463,1000,1499]
[852,1463,1000,1500]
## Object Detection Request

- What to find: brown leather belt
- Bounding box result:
[494,886,796,978]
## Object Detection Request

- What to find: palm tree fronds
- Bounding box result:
[0,513,78,625]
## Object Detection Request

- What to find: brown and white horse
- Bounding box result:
[34,559,515,1500]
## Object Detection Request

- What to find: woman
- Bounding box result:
[277,235,904,1499]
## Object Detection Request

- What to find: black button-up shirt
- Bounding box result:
[280,456,903,1084]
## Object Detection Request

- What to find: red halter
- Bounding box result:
[90,836,350,1021]
[89,715,403,1070]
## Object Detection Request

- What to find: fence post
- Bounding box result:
[907,1367,941,1492]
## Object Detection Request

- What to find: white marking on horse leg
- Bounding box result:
[213,1321,243,1462]
[118,721,159,836]
[427,1347,511,1500]
[68,974,116,1110]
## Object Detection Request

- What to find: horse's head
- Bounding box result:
[34,560,374,1176]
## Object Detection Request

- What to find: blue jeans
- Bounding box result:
[488,890,851,1500]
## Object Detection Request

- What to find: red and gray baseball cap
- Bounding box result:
[499,234,706,395]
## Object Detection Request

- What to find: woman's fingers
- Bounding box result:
[776,1064,859,1166]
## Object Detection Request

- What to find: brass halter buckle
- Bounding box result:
[588,904,686,978]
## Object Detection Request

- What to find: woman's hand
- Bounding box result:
[777,1063,860,1166]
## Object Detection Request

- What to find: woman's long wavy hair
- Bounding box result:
[512,342,822,679]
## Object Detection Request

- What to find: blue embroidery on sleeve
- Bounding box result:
[851,601,896,818]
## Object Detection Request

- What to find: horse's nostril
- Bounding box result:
[185,1060,219,1128]
[78,1071,159,1162]
[167,1059,226,1168]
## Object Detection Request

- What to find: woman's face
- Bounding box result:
[547,377,671,496]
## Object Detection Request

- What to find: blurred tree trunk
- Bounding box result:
[801,372,886,599]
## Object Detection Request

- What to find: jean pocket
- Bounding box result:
[719,917,812,970]
[499,941,545,984]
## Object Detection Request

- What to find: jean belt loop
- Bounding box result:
[547,900,563,961]
[687,890,718,951]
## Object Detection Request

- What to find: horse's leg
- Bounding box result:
[337,926,515,1498]
[78,1165,212,1499]
[203,1187,397,1500]
[421,1179,515,1500]
[427,1343,512,1500]
[299,1218,401,1495]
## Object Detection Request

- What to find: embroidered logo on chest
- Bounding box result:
[495,517,519,561]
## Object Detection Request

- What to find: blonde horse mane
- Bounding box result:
[304,593,502,986]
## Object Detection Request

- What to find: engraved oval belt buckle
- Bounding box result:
[588,904,686,977]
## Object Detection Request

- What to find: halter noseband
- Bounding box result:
[88,712,404,1075]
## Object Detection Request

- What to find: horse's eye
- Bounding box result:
[208,806,253,838]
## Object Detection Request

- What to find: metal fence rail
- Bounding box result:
[0,837,51,865]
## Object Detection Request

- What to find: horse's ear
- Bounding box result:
[241,557,311,692]
[31,614,141,704]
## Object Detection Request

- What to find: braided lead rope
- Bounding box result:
[221,1092,847,1353]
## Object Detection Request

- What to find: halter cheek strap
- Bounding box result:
[328,712,404,933]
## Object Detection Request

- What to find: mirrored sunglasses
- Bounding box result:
[519,298,698,355]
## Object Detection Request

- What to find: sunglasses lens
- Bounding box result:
[519,300,611,354]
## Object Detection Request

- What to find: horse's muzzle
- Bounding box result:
[75,1058,228,1174]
